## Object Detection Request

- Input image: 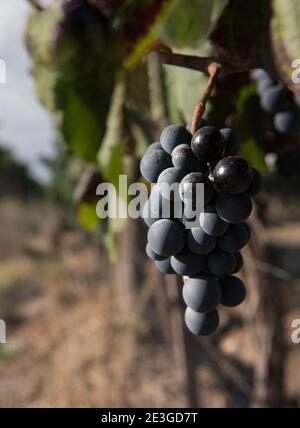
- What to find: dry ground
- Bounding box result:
[0,198,300,408]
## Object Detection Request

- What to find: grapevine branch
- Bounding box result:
[191,62,221,134]
[160,51,218,74]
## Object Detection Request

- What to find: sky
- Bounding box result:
[0,0,56,183]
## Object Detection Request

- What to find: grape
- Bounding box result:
[231,252,244,273]
[142,120,256,336]
[253,70,299,137]
[170,248,207,276]
[146,243,166,261]
[160,124,191,154]
[245,168,263,197]
[148,219,185,257]
[260,84,289,113]
[180,201,199,227]
[142,186,173,225]
[172,144,206,172]
[183,274,221,313]
[179,172,213,205]
[155,258,175,274]
[274,109,299,135]
[207,249,236,277]
[140,149,172,183]
[145,142,163,154]
[181,198,216,227]
[204,183,215,206]
[191,126,225,162]
[250,69,269,81]
[216,193,252,224]
[185,307,219,336]
[157,167,186,201]
[148,184,174,220]
[187,227,216,255]
[219,275,246,307]
[213,156,254,194]
[257,74,276,94]
[217,223,250,252]
[199,206,229,236]
[142,200,157,227]
[220,128,239,156]
[186,118,207,132]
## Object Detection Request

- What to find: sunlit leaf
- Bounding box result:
[25,2,63,66]
[165,66,208,123]
[123,0,174,69]
[63,90,101,162]
[162,0,228,48]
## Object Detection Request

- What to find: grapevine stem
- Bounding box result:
[159,50,235,75]
[191,62,222,134]
[160,51,217,74]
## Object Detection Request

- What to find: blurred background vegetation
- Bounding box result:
[0,0,300,407]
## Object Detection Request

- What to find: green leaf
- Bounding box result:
[63,90,101,162]
[165,66,208,122]
[25,2,63,66]
[235,84,267,174]
[162,0,228,48]
[240,139,267,174]
[31,65,58,113]
[271,0,300,90]
[97,73,127,183]
[78,202,99,231]
[235,84,263,141]
[122,0,174,69]
[102,142,125,189]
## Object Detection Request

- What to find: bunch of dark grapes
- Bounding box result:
[251,69,300,135]
[140,121,262,336]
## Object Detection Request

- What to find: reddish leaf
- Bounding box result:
[210,0,274,73]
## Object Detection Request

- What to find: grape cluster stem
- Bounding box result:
[159,49,222,134]
[191,62,222,134]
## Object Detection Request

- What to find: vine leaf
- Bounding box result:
[163,44,213,122]
[25,3,63,65]
[63,90,102,162]
[78,201,99,231]
[165,67,208,122]
[235,85,267,174]
[97,73,126,185]
[26,0,118,162]
[211,0,300,90]
[210,0,272,72]
[161,0,228,48]
[124,0,174,69]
